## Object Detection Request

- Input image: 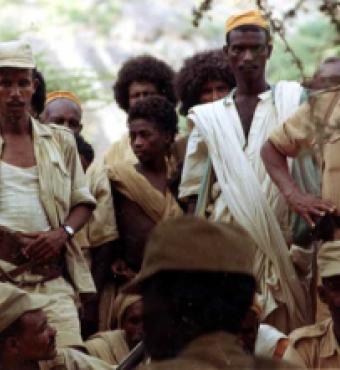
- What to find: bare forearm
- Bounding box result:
[64,204,94,232]
[261,141,298,198]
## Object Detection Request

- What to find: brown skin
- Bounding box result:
[112,119,171,271]
[199,79,231,104]
[0,68,93,263]
[42,98,82,134]
[306,60,340,90]
[318,275,340,344]
[261,141,335,227]
[239,309,259,354]
[224,29,272,138]
[120,300,144,350]
[1,309,57,370]
[128,82,159,108]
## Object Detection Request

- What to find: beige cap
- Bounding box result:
[0,40,35,69]
[123,216,255,293]
[318,241,340,279]
[0,283,48,333]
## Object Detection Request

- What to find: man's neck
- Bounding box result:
[0,114,31,135]
[137,156,167,175]
[236,78,269,97]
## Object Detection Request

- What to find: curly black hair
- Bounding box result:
[31,69,46,117]
[128,96,178,140]
[113,55,177,112]
[175,49,236,116]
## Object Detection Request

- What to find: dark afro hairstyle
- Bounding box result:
[175,49,236,116]
[31,69,46,117]
[128,96,178,141]
[113,55,177,112]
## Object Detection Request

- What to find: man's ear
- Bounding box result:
[5,336,20,356]
[318,285,328,304]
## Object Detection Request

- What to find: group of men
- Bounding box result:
[1,7,340,370]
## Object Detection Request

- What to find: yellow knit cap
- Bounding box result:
[226,9,269,34]
[46,90,82,108]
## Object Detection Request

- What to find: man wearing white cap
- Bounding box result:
[0,283,116,370]
[179,9,312,333]
[0,40,96,348]
[284,243,340,369]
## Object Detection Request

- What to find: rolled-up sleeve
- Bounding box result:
[179,122,208,200]
[269,102,314,158]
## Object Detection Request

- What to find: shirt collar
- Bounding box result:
[31,116,53,138]
[224,87,273,106]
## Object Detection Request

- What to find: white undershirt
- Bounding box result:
[0,161,50,232]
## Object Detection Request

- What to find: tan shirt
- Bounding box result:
[39,348,116,370]
[142,331,295,370]
[269,88,340,210]
[284,318,340,369]
[0,118,96,293]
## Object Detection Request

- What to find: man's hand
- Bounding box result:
[21,228,68,263]
[286,190,336,227]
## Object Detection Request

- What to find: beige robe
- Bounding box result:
[98,163,182,330]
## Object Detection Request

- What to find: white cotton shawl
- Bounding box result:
[189,81,309,331]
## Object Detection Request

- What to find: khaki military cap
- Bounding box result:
[0,40,35,69]
[124,216,255,293]
[0,283,48,333]
[318,241,340,279]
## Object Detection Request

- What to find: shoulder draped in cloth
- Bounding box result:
[107,163,183,222]
[185,81,311,332]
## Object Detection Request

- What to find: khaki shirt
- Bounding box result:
[269,88,340,210]
[0,118,96,293]
[284,318,340,369]
[142,331,295,370]
[74,160,119,250]
[40,348,116,369]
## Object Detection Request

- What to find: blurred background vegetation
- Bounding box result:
[0,0,338,153]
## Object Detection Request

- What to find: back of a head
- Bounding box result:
[124,216,257,360]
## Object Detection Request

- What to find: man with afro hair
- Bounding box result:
[175,49,235,117]
[105,55,177,166]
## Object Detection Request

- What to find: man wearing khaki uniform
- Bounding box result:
[284,243,340,369]
[123,216,295,370]
[0,283,115,370]
[0,40,96,348]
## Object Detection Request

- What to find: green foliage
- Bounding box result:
[268,17,340,82]
[42,0,121,35]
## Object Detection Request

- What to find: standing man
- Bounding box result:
[0,40,96,348]
[123,216,292,370]
[179,10,310,333]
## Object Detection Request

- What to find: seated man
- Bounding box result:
[86,294,144,366]
[0,40,96,348]
[123,216,293,370]
[0,283,116,370]
[41,91,83,134]
[284,243,340,368]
